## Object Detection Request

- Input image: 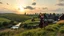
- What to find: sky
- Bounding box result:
[0,0,64,14]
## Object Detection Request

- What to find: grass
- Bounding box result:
[0,14,64,36]
[24,18,39,26]
[59,26,64,34]
[0,18,11,22]
[18,23,64,36]
[0,21,64,36]
[0,13,33,22]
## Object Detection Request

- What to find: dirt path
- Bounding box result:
[0,29,14,33]
[57,32,61,36]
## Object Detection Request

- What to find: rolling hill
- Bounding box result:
[0,18,11,22]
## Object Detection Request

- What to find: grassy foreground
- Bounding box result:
[0,20,64,36]
[15,23,64,36]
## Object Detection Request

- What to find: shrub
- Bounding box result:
[59,26,64,34]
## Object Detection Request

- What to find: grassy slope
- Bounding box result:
[24,18,40,26]
[0,18,11,22]
[0,14,64,36]
[16,23,64,36]
[0,18,64,36]
[0,13,38,22]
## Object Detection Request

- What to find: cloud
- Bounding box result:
[24,6,34,10]
[50,8,64,12]
[32,2,36,5]
[57,3,64,6]
[59,0,64,1]
[56,0,64,6]
[18,8,20,10]
[0,2,3,4]
[42,7,48,10]
[7,3,9,5]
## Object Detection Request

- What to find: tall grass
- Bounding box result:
[19,23,64,36]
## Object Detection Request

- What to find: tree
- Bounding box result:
[9,20,15,25]
[38,13,42,18]
[2,21,8,27]
[31,17,35,22]
[24,12,27,15]
[0,22,2,28]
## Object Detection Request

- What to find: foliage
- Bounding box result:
[0,18,10,22]
[19,23,64,36]
[0,13,64,36]
[0,13,33,22]
[59,26,64,34]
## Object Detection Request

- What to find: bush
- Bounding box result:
[59,26,64,34]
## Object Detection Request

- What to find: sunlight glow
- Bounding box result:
[17,5,25,14]
[18,6,24,12]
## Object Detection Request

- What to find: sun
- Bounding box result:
[18,6,24,12]
[18,6,25,14]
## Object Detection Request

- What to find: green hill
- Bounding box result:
[0,20,64,36]
[0,13,64,36]
[16,23,64,36]
[0,18,11,22]
[0,13,37,22]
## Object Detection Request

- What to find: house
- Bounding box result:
[59,14,64,20]
[11,23,21,30]
[57,14,64,24]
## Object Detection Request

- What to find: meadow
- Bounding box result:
[0,18,11,22]
[0,13,64,36]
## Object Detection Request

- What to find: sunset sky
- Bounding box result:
[0,0,64,14]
